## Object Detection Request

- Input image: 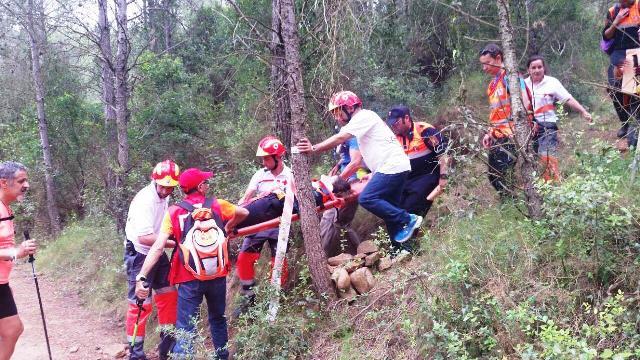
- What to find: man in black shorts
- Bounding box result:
[0,161,37,360]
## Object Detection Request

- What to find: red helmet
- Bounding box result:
[151,160,180,187]
[256,136,286,157]
[327,91,362,112]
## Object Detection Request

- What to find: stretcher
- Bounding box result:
[229,180,367,239]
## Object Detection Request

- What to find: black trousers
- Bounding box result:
[487,138,516,196]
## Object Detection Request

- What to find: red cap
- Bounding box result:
[179,168,213,192]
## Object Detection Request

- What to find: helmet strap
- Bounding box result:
[270,155,278,171]
[342,106,354,123]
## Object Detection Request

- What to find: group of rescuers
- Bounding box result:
[120,40,597,359]
[7,35,626,359]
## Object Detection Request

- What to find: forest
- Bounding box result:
[1,0,640,358]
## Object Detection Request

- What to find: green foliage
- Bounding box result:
[233,261,319,360]
[537,144,639,284]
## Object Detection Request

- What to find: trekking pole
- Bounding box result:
[24,230,53,360]
[130,282,149,347]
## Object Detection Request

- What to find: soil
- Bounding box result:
[9,262,127,360]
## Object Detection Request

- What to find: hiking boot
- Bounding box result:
[617,123,629,139]
[232,295,255,320]
[393,214,423,243]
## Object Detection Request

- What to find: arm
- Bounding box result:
[296,132,353,154]
[0,240,37,261]
[565,98,593,122]
[339,148,363,180]
[604,8,629,40]
[224,206,249,235]
[134,232,170,299]
[238,189,256,206]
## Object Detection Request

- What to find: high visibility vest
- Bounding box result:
[487,70,514,138]
[609,1,640,51]
[396,122,440,177]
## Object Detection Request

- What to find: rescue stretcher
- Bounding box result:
[229,180,367,239]
[228,179,443,239]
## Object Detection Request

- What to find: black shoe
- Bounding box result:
[232,295,255,319]
[617,124,629,139]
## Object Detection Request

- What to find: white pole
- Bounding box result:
[267,174,295,322]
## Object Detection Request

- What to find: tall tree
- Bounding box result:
[114,0,131,231]
[270,0,292,148]
[279,0,333,297]
[1,0,62,233]
[97,0,118,214]
[496,0,543,219]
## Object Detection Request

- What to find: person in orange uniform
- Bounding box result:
[385,105,449,218]
[0,161,37,360]
[478,43,531,198]
[124,160,180,360]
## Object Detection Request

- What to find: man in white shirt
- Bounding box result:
[234,136,293,317]
[124,160,180,360]
[296,91,422,252]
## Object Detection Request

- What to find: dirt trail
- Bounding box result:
[10,262,126,360]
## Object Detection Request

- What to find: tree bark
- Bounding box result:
[271,0,292,147]
[114,0,130,232]
[97,0,118,195]
[496,0,543,219]
[26,0,61,234]
[279,0,334,298]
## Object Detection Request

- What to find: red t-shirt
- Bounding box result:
[0,202,15,284]
[160,193,236,285]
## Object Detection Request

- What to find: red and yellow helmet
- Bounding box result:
[327,91,362,112]
[151,160,180,187]
[256,136,286,157]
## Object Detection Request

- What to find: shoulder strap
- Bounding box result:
[204,197,226,236]
[177,200,195,212]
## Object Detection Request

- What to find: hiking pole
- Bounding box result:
[130,282,149,347]
[24,230,53,360]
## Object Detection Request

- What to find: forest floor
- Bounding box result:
[10,262,128,360]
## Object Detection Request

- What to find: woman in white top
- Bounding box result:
[525,55,592,182]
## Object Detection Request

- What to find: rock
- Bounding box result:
[327,253,353,266]
[331,268,351,290]
[103,344,128,359]
[350,267,375,294]
[354,253,366,260]
[327,264,337,274]
[69,346,79,353]
[337,286,358,302]
[357,240,378,255]
[343,258,364,273]
[364,251,381,267]
[378,255,392,271]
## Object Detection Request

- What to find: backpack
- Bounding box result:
[173,197,230,280]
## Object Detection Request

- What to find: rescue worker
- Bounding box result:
[321,131,367,257]
[478,43,531,198]
[135,168,249,359]
[602,0,640,150]
[124,160,180,360]
[234,136,294,317]
[296,91,422,253]
[525,55,593,182]
[385,105,450,220]
[0,161,37,360]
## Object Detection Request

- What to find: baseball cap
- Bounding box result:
[179,168,213,192]
[386,105,411,126]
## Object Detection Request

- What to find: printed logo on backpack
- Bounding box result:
[176,198,230,280]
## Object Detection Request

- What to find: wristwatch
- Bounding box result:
[439,173,448,180]
[135,273,147,283]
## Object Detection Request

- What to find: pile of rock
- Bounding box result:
[327,240,390,301]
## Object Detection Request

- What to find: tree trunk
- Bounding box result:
[496,0,543,219]
[97,0,120,220]
[114,0,130,232]
[279,0,334,298]
[26,0,61,234]
[163,0,173,52]
[271,0,292,147]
